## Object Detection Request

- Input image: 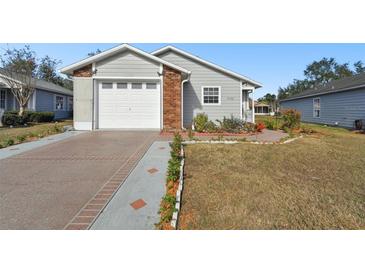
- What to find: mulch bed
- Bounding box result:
[160,131,258,138]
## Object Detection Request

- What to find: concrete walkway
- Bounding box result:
[246,129,288,142]
[0,130,84,160]
[91,141,170,230]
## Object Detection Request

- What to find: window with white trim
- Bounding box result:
[0,89,6,109]
[202,86,220,105]
[102,82,113,89]
[146,83,157,90]
[131,83,142,89]
[55,95,65,110]
[117,83,128,89]
[313,98,320,118]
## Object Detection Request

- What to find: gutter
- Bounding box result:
[181,73,191,130]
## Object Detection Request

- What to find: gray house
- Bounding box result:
[280,73,365,128]
[0,75,73,120]
[60,44,262,130]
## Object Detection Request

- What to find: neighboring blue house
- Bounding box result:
[280,73,365,129]
[0,75,73,120]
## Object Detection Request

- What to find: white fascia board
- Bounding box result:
[152,46,262,88]
[60,44,191,75]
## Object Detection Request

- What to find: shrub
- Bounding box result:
[264,119,275,130]
[2,111,25,126]
[281,109,301,129]
[242,122,256,132]
[29,111,54,123]
[216,115,244,133]
[193,113,209,132]
[1,111,54,126]
[255,122,265,132]
[205,120,218,133]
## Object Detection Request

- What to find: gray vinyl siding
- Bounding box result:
[158,51,241,127]
[35,89,72,119]
[280,88,365,128]
[95,50,160,77]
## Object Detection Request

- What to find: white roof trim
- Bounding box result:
[60,44,191,75]
[152,45,262,88]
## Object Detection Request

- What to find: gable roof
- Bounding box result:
[60,44,190,75]
[280,72,365,102]
[152,45,262,88]
[0,70,72,96]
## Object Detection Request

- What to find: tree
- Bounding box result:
[257,93,278,112]
[87,49,102,57]
[354,61,365,74]
[37,55,63,85]
[37,55,73,90]
[278,57,365,100]
[0,45,38,115]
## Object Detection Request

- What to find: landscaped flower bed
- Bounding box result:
[160,113,265,140]
[156,132,183,230]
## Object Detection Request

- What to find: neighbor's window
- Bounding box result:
[117,83,128,89]
[132,83,143,89]
[313,98,320,118]
[68,97,73,111]
[102,82,113,89]
[146,83,157,89]
[55,96,64,110]
[0,90,5,109]
[202,86,220,105]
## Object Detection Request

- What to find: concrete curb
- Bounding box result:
[182,135,304,145]
[170,146,185,229]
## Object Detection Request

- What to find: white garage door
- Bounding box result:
[98,81,161,129]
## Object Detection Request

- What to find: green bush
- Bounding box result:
[281,109,301,129]
[29,111,54,123]
[2,111,25,126]
[216,115,245,133]
[1,111,54,126]
[206,120,218,133]
[242,122,256,132]
[264,119,275,130]
[193,113,209,132]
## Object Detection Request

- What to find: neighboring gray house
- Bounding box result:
[280,73,365,128]
[60,44,262,130]
[0,75,73,120]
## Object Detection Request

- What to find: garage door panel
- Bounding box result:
[98,81,161,129]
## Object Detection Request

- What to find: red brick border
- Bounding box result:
[64,134,156,230]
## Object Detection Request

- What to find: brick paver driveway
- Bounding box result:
[0,131,158,229]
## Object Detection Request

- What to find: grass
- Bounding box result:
[0,120,72,148]
[178,123,365,229]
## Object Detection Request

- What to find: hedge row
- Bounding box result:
[2,111,55,126]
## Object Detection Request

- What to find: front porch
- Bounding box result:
[241,88,255,123]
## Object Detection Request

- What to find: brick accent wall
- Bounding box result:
[163,65,182,130]
[73,64,92,77]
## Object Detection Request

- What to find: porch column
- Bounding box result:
[252,88,255,123]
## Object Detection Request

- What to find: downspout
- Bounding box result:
[181,72,191,130]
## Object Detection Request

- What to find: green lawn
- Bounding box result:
[178,123,365,229]
[0,120,72,148]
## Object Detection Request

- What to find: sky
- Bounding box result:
[0,43,364,98]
